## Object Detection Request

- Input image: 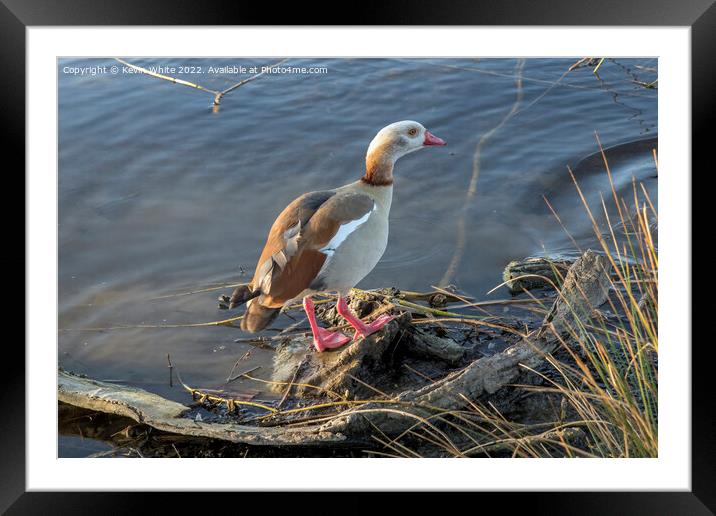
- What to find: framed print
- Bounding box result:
[7,0,714,512]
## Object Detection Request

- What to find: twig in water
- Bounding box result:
[567,57,605,76]
[411,317,526,337]
[429,285,491,316]
[232,334,297,350]
[212,58,289,106]
[543,195,583,253]
[60,313,245,333]
[176,370,277,413]
[450,297,547,309]
[225,351,251,383]
[421,59,651,99]
[167,353,174,387]
[115,58,220,96]
[568,57,590,71]
[114,58,289,111]
[226,366,262,384]
[399,289,470,304]
[592,58,605,76]
[148,282,246,301]
[439,59,525,287]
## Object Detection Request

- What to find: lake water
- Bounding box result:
[57,57,657,455]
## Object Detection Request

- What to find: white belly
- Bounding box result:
[314,209,389,294]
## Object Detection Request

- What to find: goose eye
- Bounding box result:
[408,128,418,137]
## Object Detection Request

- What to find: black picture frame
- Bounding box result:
[7,0,714,512]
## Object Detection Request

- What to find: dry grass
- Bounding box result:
[370,142,658,458]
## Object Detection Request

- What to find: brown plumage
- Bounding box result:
[362,140,396,186]
[240,298,281,333]
[231,190,374,332]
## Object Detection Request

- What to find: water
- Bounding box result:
[58,58,657,454]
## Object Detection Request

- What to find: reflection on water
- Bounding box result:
[58,58,657,454]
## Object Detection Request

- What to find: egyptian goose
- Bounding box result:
[229,121,446,351]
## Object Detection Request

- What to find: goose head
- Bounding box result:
[363,120,446,186]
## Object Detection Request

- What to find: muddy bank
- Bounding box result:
[59,251,612,457]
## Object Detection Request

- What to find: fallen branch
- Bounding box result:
[115,58,219,95]
[114,58,289,111]
[58,369,347,446]
[212,58,288,105]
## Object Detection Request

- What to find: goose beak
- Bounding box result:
[423,130,446,146]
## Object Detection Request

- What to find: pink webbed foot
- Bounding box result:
[335,296,396,341]
[303,295,351,352]
[352,314,396,341]
[312,327,351,352]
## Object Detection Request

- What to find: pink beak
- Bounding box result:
[423,130,446,146]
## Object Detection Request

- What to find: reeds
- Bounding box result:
[397,142,659,458]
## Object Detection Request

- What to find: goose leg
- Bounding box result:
[303,296,351,352]
[336,296,395,341]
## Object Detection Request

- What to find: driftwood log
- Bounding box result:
[58,250,610,447]
[57,370,349,446]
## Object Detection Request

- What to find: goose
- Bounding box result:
[229,121,446,351]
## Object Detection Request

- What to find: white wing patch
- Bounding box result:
[319,207,374,257]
